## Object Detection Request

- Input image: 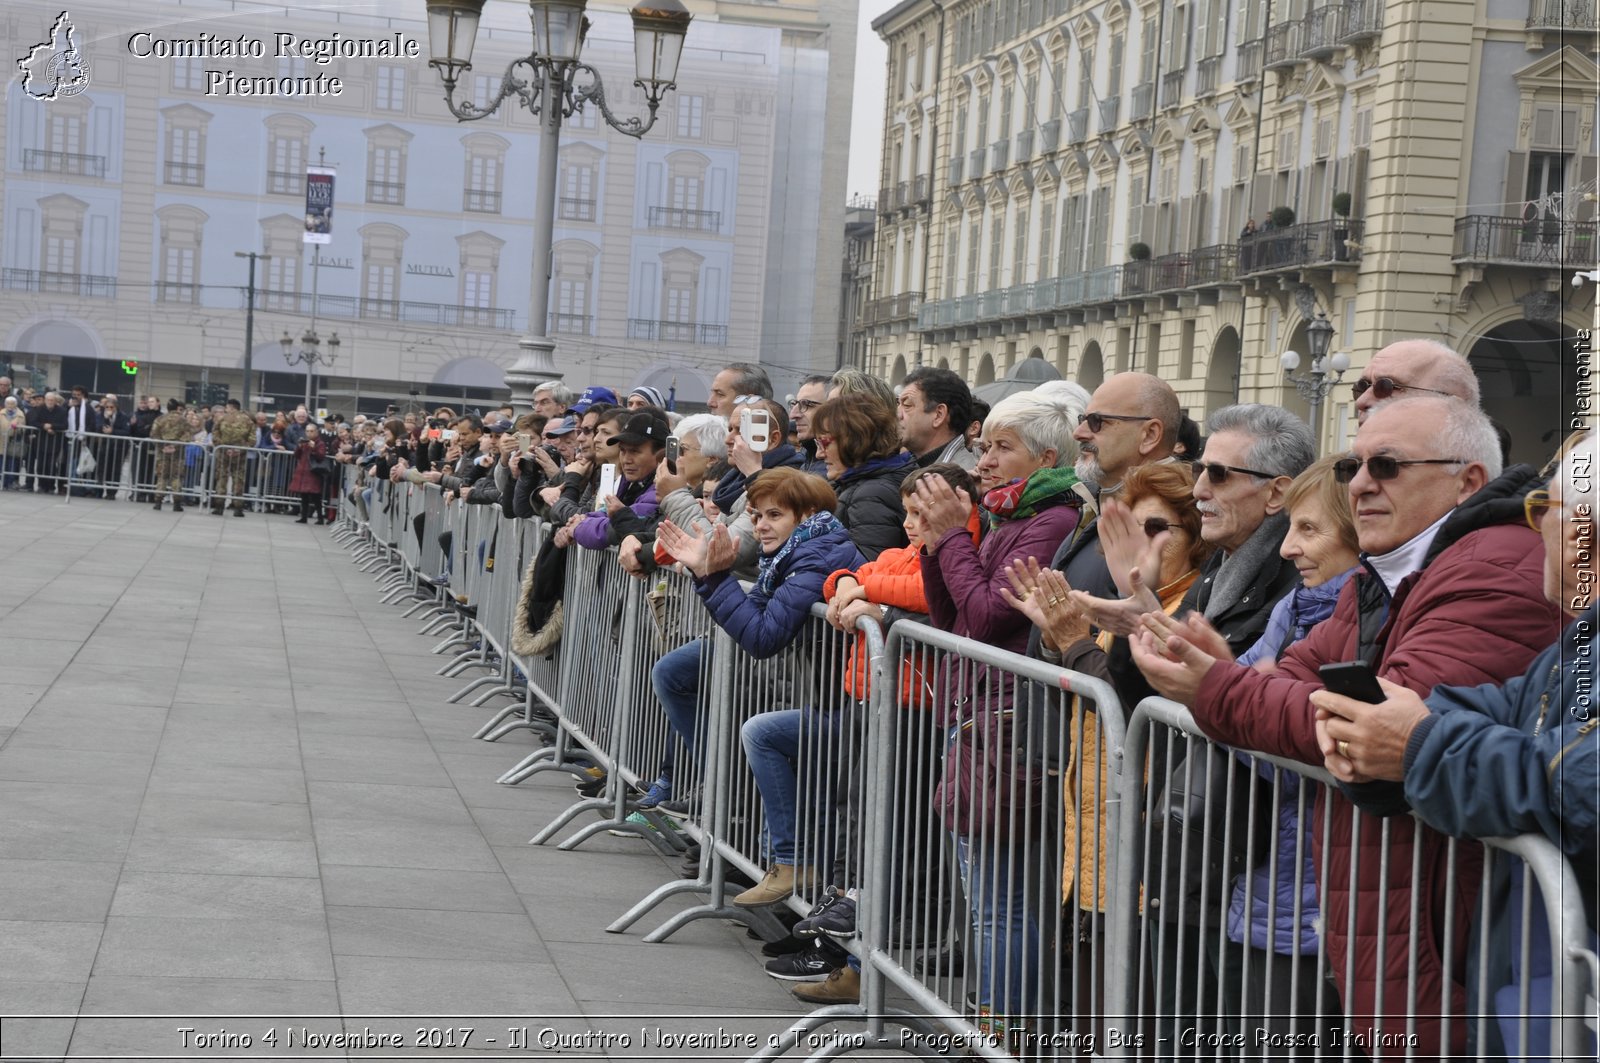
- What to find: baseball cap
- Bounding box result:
[485,417,514,433]
[545,416,577,437]
[567,386,618,416]
[608,410,671,447]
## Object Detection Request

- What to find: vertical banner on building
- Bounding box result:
[304,167,335,244]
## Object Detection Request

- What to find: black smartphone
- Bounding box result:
[664,434,680,474]
[1318,661,1386,703]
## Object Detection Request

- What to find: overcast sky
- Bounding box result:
[847,1,896,204]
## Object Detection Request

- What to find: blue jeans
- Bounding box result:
[948,727,1039,1016]
[652,638,704,778]
[740,706,840,867]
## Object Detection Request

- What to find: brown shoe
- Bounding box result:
[791,965,859,1005]
[732,863,808,908]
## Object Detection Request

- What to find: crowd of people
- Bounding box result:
[336,351,1595,1057]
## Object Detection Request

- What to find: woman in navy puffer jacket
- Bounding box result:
[657,468,864,911]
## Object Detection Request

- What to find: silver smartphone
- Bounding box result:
[596,462,619,509]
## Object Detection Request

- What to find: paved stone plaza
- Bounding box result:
[0,492,894,1061]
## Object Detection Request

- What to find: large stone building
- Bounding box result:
[0,0,857,413]
[866,0,1596,463]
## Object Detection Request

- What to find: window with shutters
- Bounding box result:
[1130,174,1149,246]
[1140,15,1159,82]
[1060,194,1084,275]
[463,271,494,310]
[1013,207,1029,281]
[1077,50,1094,110]
[1087,186,1112,269]
[1353,108,1373,148]
[366,126,413,205]
[360,224,405,318]
[945,230,960,298]
[1039,202,1055,279]
[463,133,507,214]
[967,221,981,294]
[1276,127,1298,171]
[457,231,504,324]
[1025,71,1040,128]
[267,116,311,196]
[156,206,204,304]
[560,161,597,221]
[1314,117,1334,159]
[988,216,1004,288]
[1051,52,1067,119]
[976,92,990,150]
[1108,34,1125,97]
[999,80,1014,141]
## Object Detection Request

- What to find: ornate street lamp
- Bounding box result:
[1280,310,1348,451]
[423,0,692,409]
[281,327,341,415]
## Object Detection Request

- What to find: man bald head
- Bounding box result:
[1354,339,1480,423]
[1070,371,1181,490]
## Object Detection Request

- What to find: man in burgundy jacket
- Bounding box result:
[1132,395,1563,1059]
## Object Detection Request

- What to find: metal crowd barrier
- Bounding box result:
[328,504,1599,1063]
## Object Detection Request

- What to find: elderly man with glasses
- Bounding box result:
[1130,395,1563,1059]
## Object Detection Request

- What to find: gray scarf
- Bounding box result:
[1204,511,1289,621]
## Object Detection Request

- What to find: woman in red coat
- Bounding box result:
[289,428,327,524]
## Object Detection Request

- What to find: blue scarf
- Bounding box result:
[756,510,844,597]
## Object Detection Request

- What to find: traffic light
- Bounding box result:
[121,360,139,375]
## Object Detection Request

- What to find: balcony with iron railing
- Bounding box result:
[558,197,596,222]
[1186,244,1242,286]
[863,291,923,325]
[1265,22,1304,69]
[1098,97,1121,130]
[155,281,200,304]
[1,268,116,298]
[878,185,894,214]
[548,312,593,334]
[164,162,203,186]
[989,139,1009,172]
[464,189,502,213]
[23,149,107,179]
[893,181,910,209]
[1341,0,1385,40]
[366,180,404,205]
[948,155,965,185]
[1301,5,1346,58]
[969,145,988,175]
[1067,108,1090,144]
[1159,71,1185,111]
[1195,56,1222,97]
[1039,118,1061,153]
[1014,129,1034,164]
[912,174,931,204]
[1129,82,1155,122]
[1238,218,1364,273]
[1454,215,1598,268]
[626,319,729,346]
[1237,38,1265,81]
[241,290,517,328]
[1526,0,1598,30]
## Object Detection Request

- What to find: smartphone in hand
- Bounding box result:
[741,409,771,453]
[1318,661,1386,703]
[595,463,619,510]
[664,435,680,474]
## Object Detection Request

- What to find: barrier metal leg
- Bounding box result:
[467,683,520,709]
[473,700,533,739]
[636,845,786,944]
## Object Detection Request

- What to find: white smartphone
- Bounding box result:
[741,408,771,453]
[596,462,619,510]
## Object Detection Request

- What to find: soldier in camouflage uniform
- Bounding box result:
[210,398,256,516]
[150,399,192,512]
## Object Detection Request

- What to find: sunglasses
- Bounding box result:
[1350,376,1453,402]
[1332,455,1465,483]
[1139,516,1175,538]
[1077,412,1150,433]
[1192,460,1278,484]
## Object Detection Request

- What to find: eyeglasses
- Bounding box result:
[1331,455,1465,483]
[1192,460,1278,484]
[1524,488,1555,531]
[815,435,834,450]
[1077,412,1150,433]
[731,395,763,407]
[1351,376,1453,402]
[1140,516,1175,538]
[789,398,822,412]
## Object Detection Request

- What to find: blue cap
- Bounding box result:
[546,415,577,436]
[567,386,618,415]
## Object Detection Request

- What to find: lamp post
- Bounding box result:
[422,0,692,411]
[280,327,340,416]
[1279,310,1349,452]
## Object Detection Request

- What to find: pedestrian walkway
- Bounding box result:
[0,493,876,1061]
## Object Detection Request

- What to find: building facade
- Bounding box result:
[868,0,1595,464]
[1,0,857,413]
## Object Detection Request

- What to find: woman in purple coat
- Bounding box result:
[913,389,1086,1030]
[290,428,328,524]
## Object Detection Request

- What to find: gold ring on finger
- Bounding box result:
[1338,740,1351,759]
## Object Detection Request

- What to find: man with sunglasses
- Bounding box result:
[1351,338,1479,424]
[1132,395,1561,1058]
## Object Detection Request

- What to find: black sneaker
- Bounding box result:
[763,944,839,982]
[759,932,807,958]
[800,896,856,940]
[793,889,842,938]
